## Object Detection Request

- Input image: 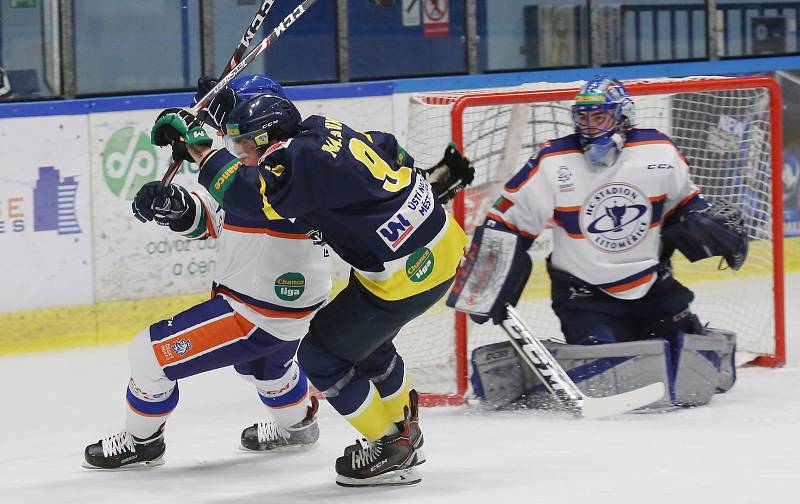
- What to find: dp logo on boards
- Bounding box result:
[102,127,159,200]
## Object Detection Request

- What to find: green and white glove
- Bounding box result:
[150,108,213,163]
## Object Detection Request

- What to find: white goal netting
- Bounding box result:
[396,77,783,400]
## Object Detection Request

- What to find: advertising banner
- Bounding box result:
[0,115,93,312]
[89,110,218,302]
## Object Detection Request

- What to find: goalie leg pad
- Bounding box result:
[472,332,736,410]
[707,328,737,393]
[472,339,673,410]
[672,331,735,405]
[470,342,540,409]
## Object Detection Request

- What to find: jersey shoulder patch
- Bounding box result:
[505,134,581,192]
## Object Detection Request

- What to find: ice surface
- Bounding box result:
[1,274,798,504]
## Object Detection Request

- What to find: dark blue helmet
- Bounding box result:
[225,95,302,147]
[229,74,286,101]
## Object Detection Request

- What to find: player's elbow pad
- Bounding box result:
[662,200,748,270]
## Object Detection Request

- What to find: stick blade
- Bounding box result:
[580,382,666,419]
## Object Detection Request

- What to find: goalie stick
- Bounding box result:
[501,305,666,419]
[160,0,318,186]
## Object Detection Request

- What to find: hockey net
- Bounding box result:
[397,76,785,405]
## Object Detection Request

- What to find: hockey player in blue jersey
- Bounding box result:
[149,90,474,486]
[84,75,327,470]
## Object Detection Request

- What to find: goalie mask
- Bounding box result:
[224,94,301,159]
[571,77,634,168]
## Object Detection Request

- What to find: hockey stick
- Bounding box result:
[159,0,318,186]
[222,0,277,78]
[500,305,666,419]
[158,0,277,188]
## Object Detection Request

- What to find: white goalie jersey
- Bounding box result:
[487,128,702,300]
[180,188,332,339]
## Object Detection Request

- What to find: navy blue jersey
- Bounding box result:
[199,115,467,300]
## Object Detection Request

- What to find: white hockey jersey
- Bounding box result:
[487,129,702,300]
[181,188,332,340]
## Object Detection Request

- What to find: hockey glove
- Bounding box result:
[421,143,475,204]
[151,108,213,163]
[193,75,236,132]
[132,181,194,230]
[662,199,748,271]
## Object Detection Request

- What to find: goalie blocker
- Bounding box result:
[446,224,532,324]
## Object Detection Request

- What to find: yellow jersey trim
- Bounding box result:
[258,173,284,220]
[354,214,467,301]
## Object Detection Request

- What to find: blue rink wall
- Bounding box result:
[0,59,798,356]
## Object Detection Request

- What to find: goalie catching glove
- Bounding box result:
[150,108,213,163]
[662,199,748,271]
[132,181,195,231]
[420,143,475,204]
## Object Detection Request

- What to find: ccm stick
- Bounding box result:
[157,0,276,189]
[501,305,666,419]
[159,0,318,186]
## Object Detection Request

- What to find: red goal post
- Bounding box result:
[402,76,785,406]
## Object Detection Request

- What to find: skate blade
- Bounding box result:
[238,441,316,453]
[82,457,165,470]
[336,467,421,488]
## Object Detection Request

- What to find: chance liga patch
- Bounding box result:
[275,272,305,301]
[406,247,435,282]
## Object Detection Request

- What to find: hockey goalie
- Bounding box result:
[448,77,748,411]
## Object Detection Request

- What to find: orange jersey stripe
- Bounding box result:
[665,190,701,217]
[626,140,691,165]
[222,223,309,240]
[625,140,673,147]
[198,195,218,239]
[603,272,655,294]
[153,312,256,367]
[217,289,318,319]
[486,212,539,239]
[269,392,310,410]
[127,402,173,418]
[506,149,582,194]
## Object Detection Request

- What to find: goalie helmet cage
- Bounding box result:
[401,76,785,407]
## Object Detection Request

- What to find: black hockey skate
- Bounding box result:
[343,389,425,465]
[83,424,165,469]
[335,391,423,487]
[240,396,320,451]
